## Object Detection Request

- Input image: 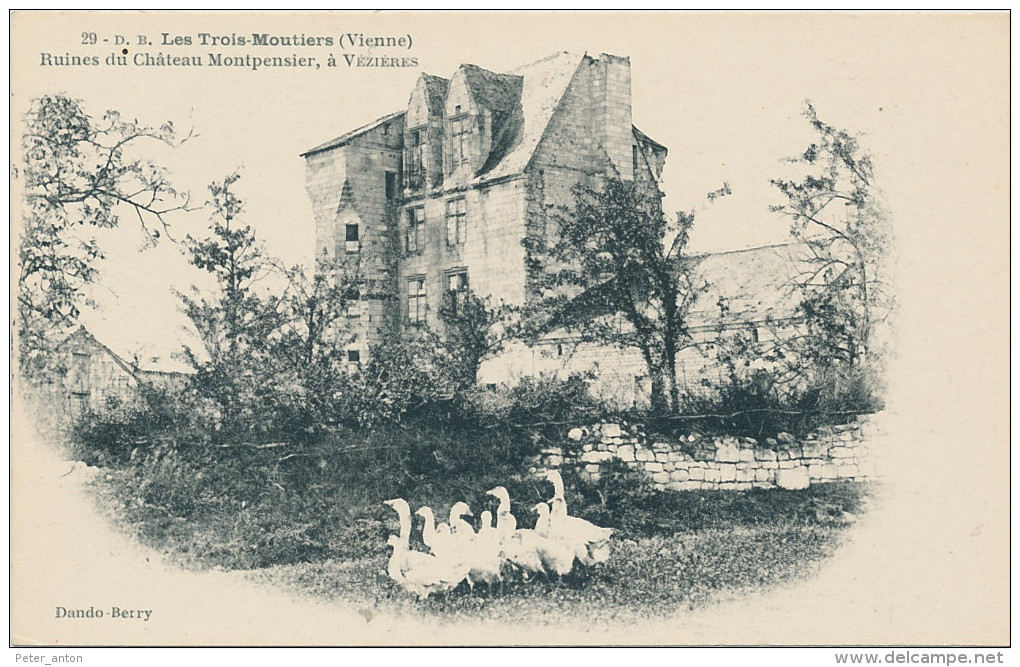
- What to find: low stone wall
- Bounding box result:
[531,416,880,491]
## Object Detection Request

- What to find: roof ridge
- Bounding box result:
[694,239,804,258]
[301,110,405,157]
[509,50,583,74]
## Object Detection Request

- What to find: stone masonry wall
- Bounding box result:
[531,416,880,491]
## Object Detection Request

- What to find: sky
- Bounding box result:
[11,11,1008,367]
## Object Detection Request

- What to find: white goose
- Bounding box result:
[485,486,543,579]
[415,505,455,558]
[382,499,468,599]
[466,510,504,592]
[485,486,518,536]
[544,470,614,565]
[477,510,501,552]
[530,502,586,580]
[448,501,476,547]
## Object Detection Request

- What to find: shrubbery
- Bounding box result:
[457,372,608,427]
[672,364,881,442]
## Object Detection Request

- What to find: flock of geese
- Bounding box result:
[383,470,614,599]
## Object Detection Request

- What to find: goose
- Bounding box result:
[477,510,498,544]
[485,486,518,537]
[384,535,467,600]
[382,499,468,599]
[485,486,543,580]
[415,505,455,557]
[448,501,476,546]
[530,502,585,580]
[382,497,414,543]
[543,470,614,565]
[466,510,504,592]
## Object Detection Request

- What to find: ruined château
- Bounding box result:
[302,51,800,404]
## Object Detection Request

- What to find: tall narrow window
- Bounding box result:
[69,352,90,396]
[632,145,639,173]
[451,116,469,166]
[407,277,426,324]
[407,128,425,190]
[445,198,466,247]
[385,171,397,200]
[445,270,469,315]
[404,207,425,254]
[345,224,360,253]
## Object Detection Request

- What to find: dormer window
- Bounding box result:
[406,127,426,190]
[451,116,469,166]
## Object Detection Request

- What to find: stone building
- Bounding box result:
[302,51,803,404]
[302,52,666,358]
[26,327,192,430]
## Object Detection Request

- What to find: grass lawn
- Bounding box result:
[90,458,872,625]
[244,520,852,627]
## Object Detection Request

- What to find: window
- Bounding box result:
[347,349,361,363]
[345,224,360,253]
[451,116,469,166]
[385,171,397,200]
[381,124,389,136]
[407,277,426,324]
[556,343,564,357]
[445,198,466,247]
[632,145,639,173]
[407,128,425,189]
[404,207,425,254]
[69,351,90,395]
[445,270,469,315]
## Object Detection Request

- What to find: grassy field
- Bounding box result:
[245,521,851,627]
[88,455,872,625]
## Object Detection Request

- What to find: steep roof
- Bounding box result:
[476,51,585,182]
[302,52,667,185]
[73,314,198,375]
[301,110,405,157]
[421,74,450,116]
[633,125,667,153]
[688,241,806,328]
[460,64,524,117]
[541,241,806,335]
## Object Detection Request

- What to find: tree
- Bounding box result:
[437,289,521,388]
[17,93,189,378]
[179,172,282,436]
[267,262,361,426]
[342,325,459,428]
[523,178,727,413]
[770,102,893,373]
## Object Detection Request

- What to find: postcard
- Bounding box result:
[10,11,1009,648]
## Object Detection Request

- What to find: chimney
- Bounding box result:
[592,53,634,180]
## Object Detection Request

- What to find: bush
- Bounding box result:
[459,372,608,427]
[70,386,215,467]
[674,363,881,442]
